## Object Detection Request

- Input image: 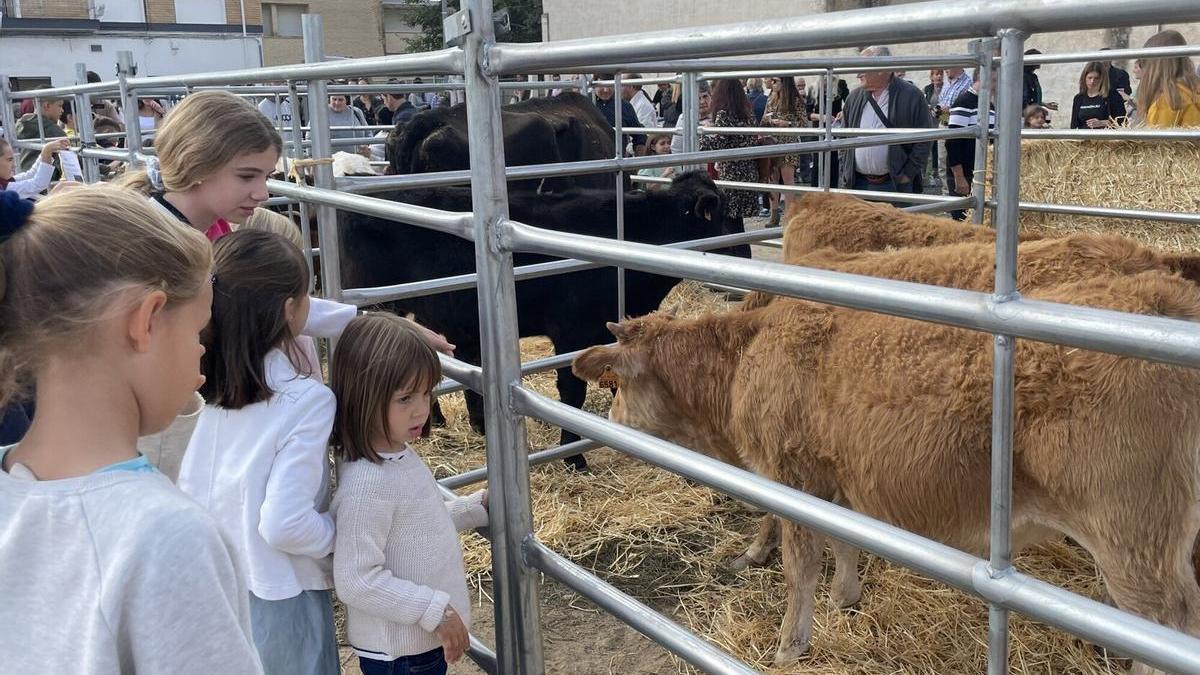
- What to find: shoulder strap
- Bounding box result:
[865,94,893,128]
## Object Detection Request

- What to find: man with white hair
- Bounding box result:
[839,45,935,197]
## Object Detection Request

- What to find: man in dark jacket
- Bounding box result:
[593,74,646,155]
[839,46,935,196]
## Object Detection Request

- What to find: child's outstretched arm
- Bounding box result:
[445,489,488,532]
[334,490,451,632]
[258,385,337,558]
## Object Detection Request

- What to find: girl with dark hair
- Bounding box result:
[699,79,760,237]
[178,229,340,674]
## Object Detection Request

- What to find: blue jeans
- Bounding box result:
[248,590,340,675]
[358,648,447,675]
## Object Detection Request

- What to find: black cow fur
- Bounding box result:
[339,172,745,470]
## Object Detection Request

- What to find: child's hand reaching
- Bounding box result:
[435,606,469,664]
[38,138,70,164]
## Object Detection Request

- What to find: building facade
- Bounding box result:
[1,0,264,88]
[541,0,1200,120]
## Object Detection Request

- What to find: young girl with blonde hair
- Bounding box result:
[1135,30,1200,127]
[331,313,488,675]
[0,186,261,672]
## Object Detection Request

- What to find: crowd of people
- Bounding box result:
[0,27,1198,675]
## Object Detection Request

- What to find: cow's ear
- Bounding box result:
[573,344,624,384]
[606,320,633,341]
[692,193,720,222]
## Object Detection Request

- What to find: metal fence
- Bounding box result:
[7,0,1200,672]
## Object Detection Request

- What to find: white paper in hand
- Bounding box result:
[59,150,84,181]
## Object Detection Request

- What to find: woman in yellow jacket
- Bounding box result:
[1135,30,1200,127]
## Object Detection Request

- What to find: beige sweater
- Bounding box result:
[332,447,488,659]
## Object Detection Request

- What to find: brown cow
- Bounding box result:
[575,272,1200,672]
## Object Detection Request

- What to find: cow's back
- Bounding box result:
[732,272,1200,553]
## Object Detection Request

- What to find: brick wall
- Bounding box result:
[14,0,90,19]
[262,0,383,65]
[225,0,263,26]
[144,0,175,23]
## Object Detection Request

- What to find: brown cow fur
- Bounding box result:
[575,272,1200,671]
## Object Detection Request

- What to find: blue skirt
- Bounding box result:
[249,589,340,675]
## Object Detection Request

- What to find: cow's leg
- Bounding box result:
[555,366,589,471]
[774,518,824,666]
[828,538,862,608]
[1075,522,1200,675]
[729,514,779,571]
[716,216,752,260]
[463,389,486,436]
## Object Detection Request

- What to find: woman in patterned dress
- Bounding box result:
[699,79,761,238]
[762,75,807,225]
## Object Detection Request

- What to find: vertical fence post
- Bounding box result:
[820,68,833,189]
[972,39,996,225]
[462,0,545,671]
[613,72,626,320]
[117,51,142,165]
[74,63,99,183]
[286,79,316,290]
[0,73,16,142]
[301,14,343,302]
[987,27,1026,675]
[682,71,698,171]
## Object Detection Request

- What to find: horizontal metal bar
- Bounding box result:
[342,226,781,306]
[581,53,980,76]
[123,49,465,90]
[487,0,1200,75]
[906,195,977,214]
[338,127,973,194]
[631,174,966,206]
[1022,43,1200,65]
[1005,200,1200,226]
[1020,128,1200,140]
[266,179,473,238]
[465,636,498,675]
[511,387,1200,675]
[501,220,1200,369]
[590,77,680,86]
[439,439,602,490]
[700,125,952,137]
[435,353,483,395]
[7,81,119,99]
[523,537,759,675]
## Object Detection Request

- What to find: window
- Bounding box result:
[174,0,226,24]
[264,3,306,38]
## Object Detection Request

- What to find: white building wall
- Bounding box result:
[95,0,146,22]
[1,34,262,86]
[542,0,1200,123]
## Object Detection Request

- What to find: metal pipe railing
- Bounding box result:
[337,127,976,193]
[500,220,1200,369]
[523,537,759,675]
[439,439,602,490]
[342,226,781,306]
[581,53,979,76]
[486,0,1200,75]
[510,386,1200,675]
[266,179,473,239]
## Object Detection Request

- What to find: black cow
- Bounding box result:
[385,92,618,192]
[339,172,741,470]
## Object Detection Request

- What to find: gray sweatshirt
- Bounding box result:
[0,451,262,673]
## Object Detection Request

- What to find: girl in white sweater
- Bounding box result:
[330,313,489,675]
[177,229,338,674]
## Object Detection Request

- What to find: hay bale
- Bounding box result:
[1012,138,1200,252]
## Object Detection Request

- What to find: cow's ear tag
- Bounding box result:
[597,365,620,389]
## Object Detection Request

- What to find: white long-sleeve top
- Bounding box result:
[139,297,355,480]
[3,160,53,199]
[0,452,262,673]
[178,349,336,601]
[333,447,488,659]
